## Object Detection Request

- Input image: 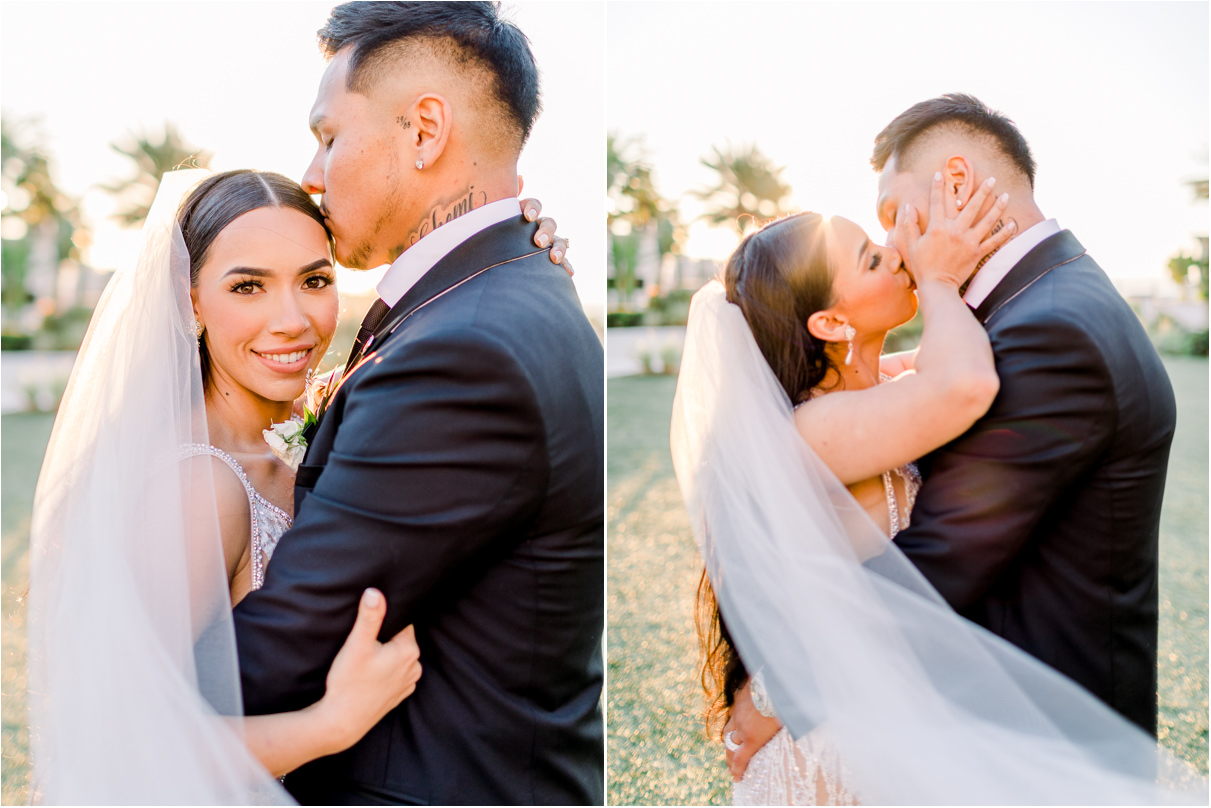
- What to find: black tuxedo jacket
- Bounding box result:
[232,217,605,804]
[894,230,1175,736]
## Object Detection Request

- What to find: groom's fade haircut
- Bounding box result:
[870,93,1037,189]
[317,1,541,157]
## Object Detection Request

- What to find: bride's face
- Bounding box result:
[191,207,338,404]
[824,216,918,334]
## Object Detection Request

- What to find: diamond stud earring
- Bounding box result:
[415,160,424,170]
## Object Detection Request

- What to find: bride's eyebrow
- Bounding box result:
[222,259,332,280]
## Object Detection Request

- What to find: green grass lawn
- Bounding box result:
[606,358,1208,806]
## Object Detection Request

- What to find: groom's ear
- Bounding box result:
[411,93,453,169]
[806,310,848,344]
[944,155,974,207]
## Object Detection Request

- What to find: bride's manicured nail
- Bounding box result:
[552,250,563,262]
[1000,192,1009,204]
[525,208,537,220]
[986,177,996,187]
[934,171,942,181]
[537,233,550,247]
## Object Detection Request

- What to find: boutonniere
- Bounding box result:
[263,417,307,471]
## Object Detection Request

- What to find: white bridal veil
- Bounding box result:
[27,170,290,804]
[670,281,1206,805]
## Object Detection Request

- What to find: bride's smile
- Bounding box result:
[190,205,338,412]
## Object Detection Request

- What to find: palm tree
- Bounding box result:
[101,122,211,226]
[2,116,81,317]
[607,134,683,314]
[693,142,794,236]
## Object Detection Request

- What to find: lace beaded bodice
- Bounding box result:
[181,444,292,590]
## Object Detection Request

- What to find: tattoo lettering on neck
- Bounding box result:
[961,217,1017,295]
[396,116,411,130]
[405,185,491,247]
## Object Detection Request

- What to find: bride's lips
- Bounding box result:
[901,263,917,290]
[253,346,314,373]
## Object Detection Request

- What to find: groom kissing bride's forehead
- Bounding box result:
[234,2,605,805]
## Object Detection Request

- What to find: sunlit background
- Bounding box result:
[605,1,1207,339]
[1,0,605,349]
[604,3,1208,804]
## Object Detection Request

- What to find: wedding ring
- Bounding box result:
[724,730,743,752]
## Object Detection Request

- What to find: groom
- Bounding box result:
[726,93,1175,776]
[232,3,604,804]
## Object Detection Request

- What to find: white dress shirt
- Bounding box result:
[963,218,1061,309]
[376,197,521,307]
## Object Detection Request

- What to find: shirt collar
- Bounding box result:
[376,197,520,307]
[963,218,1061,309]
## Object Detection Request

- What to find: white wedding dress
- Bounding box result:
[735,451,920,807]
[28,170,292,804]
[181,444,291,590]
[671,281,1205,805]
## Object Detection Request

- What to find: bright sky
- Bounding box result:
[608,1,1208,294]
[0,1,605,311]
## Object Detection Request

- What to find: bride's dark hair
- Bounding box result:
[176,170,333,383]
[722,212,837,406]
[699,212,840,734]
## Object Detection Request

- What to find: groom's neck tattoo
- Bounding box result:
[396,116,412,130]
[960,217,1016,296]
[394,185,491,256]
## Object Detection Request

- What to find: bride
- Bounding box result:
[26,168,566,803]
[671,174,1207,804]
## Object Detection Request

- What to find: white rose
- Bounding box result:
[263,418,308,471]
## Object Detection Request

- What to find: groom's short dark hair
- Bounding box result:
[318,1,541,151]
[871,93,1036,188]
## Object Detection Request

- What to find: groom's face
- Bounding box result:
[875,154,933,251]
[303,50,413,270]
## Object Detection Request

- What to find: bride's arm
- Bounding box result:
[796,174,1014,485]
[240,588,422,778]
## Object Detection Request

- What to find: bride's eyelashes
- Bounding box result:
[230,278,264,295]
[226,272,335,295]
[303,272,335,290]
[869,252,883,271]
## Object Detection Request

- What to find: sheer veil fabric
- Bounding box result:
[670,281,1206,804]
[27,170,290,804]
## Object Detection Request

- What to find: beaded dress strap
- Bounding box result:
[180,443,276,589]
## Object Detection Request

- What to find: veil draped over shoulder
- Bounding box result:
[27,170,290,804]
[670,280,1206,804]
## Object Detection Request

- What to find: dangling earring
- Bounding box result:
[194,320,204,339]
[843,325,856,366]
[415,159,424,170]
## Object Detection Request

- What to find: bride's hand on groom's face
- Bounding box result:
[723,680,783,781]
[519,197,574,277]
[896,171,1016,290]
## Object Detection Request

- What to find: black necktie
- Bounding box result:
[344,297,390,374]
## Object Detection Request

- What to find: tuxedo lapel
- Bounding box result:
[974,230,1087,325]
[369,215,545,348]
